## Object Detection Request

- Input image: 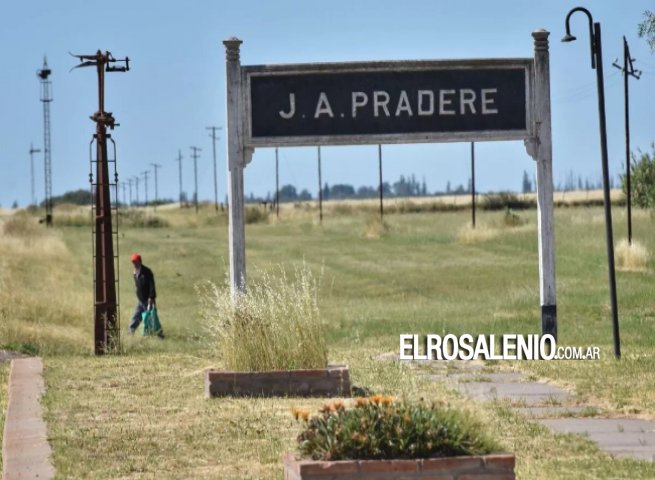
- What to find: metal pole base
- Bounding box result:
[541,304,557,341]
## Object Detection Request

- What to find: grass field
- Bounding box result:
[1,202,655,479]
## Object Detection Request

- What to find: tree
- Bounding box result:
[522,170,532,193]
[330,184,356,199]
[623,145,655,208]
[278,184,298,202]
[298,189,312,201]
[638,10,655,52]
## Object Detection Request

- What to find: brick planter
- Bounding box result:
[205,364,351,397]
[283,452,515,480]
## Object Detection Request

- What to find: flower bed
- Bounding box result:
[283,452,515,479]
[284,397,513,479]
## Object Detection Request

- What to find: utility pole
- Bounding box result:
[206,126,222,211]
[37,57,54,226]
[471,142,476,228]
[142,170,150,207]
[150,163,161,210]
[275,147,280,218]
[127,178,133,206]
[378,145,384,221]
[134,176,140,205]
[613,37,641,245]
[29,144,41,207]
[72,50,129,355]
[175,149,183,207]
[318,146,323,224]
[190,146,201,213]
[121,181,126,208]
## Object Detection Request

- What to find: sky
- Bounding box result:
[1,1,654,208]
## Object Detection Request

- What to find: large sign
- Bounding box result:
[244,60,533,147]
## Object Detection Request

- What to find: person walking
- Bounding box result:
[129,253,164,338]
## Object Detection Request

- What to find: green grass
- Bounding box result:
[2,205,655,478]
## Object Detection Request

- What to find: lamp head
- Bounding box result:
[561,33,577,43]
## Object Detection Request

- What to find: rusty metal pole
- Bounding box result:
[73,50,129,355]
[94,55,117,354]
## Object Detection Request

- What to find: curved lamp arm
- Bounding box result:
[562,6,596,69]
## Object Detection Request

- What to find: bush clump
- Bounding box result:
[245,206,269,224]
[196,265,327,371]
[482,192,534,211]
[292,396,499,461]
[119,209,169,228]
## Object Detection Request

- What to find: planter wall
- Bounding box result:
[205,364,350,397]
[283,452,515,480]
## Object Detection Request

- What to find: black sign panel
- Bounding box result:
[248,67,527,140]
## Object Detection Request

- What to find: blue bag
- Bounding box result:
[141,307,163,336]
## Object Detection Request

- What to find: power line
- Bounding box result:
[190,146,202,213]
[150,163,161,210]
[206,126,222,211]
[141,170,150,206]
[29,143,41,207]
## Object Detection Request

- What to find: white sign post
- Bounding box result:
[223,30,557,337]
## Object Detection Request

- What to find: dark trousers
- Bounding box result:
[129,301,148,333]
[129,301,164,337]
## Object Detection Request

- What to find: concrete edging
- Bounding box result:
[205,364,351,398]
[2,358,55,480]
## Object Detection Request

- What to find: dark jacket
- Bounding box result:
[134,264,157,303]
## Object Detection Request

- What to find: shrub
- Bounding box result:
[615,239,650,272]
[118,209,169,228]
[196,265,327,371]
[292,396,499,461]
[363,215,390,239]
[481,192,534,211]
[244,205,269,224]
[1,216,44,238]
[623,144,655,208]
[502,208,525,227]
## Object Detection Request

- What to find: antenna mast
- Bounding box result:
[37,57,53,225]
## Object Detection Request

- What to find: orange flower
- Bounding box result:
[333,400,345,411]
[320,403,336,413]
[370,394,384,405]
[291,406,310,421]
[381,395,394,406]
[355,397,369,408]
[290,406,300,420]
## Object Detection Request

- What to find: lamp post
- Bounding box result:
[562,6,620,358]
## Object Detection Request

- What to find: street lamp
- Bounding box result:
[562,7,620,358]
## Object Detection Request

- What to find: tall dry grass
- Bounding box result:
[196,265,327,371]
[457,210,533,244]
[615,239,650,272]
[0,216,89,354]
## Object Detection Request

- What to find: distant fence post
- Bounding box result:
[224,38,247,299]
[531,30,557,339]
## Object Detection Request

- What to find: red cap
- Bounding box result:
[130,253,142,263]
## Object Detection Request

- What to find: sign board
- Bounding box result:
[243,59,533,147]
[225,31,556,338]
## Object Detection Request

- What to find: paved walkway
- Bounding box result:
[2,357,55,480]
[426,361,655,462]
